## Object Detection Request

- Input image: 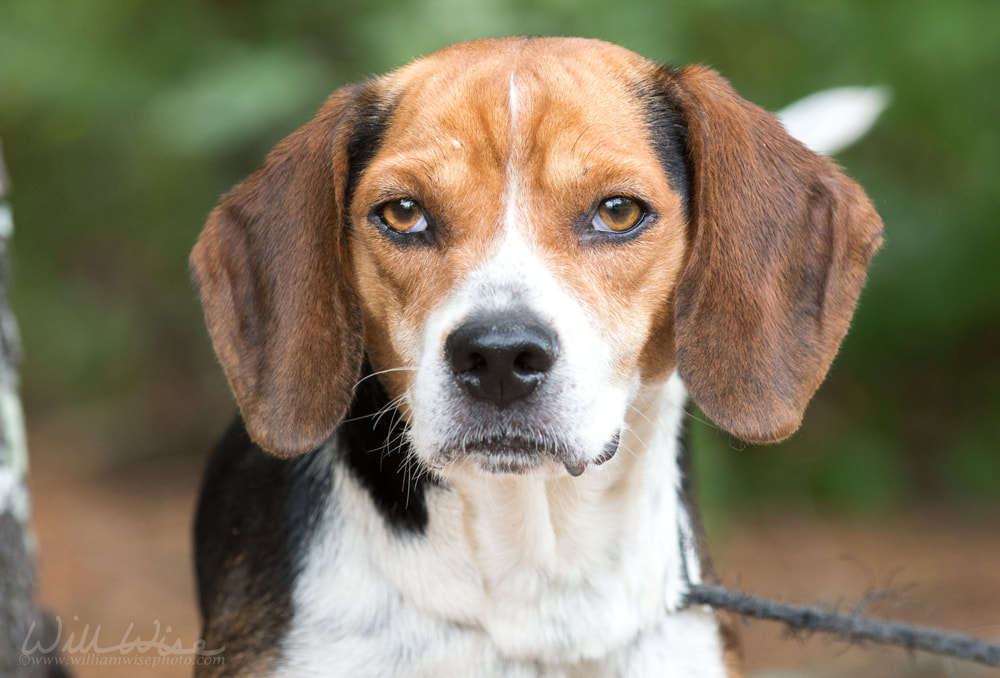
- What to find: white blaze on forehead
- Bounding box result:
[502,70,532,261]
[504,72,525,240]
[508,72,520,130]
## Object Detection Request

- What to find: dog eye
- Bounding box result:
[379,199,428,233]
[592,196,644,233]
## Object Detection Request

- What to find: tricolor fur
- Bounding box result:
[191,37,882,677]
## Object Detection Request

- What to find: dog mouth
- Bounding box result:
[435,429,621,477]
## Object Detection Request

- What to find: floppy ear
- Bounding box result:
[666,66,883,444]
[190,86,366,457]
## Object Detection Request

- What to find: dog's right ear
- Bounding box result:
[191,86,375,457]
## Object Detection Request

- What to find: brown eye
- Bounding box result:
[379,198,427,233]
[593,196,643,233]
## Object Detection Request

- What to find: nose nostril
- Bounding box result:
[449,342,488,375]
[445,313,560,407]
[469,352,487,374]
[513,350,547,375]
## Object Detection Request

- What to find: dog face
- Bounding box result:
[191,38,882,470]
[349,41,688,478]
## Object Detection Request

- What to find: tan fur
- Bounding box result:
[717,610,746,678]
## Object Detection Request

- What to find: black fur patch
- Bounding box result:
[638,71,691,219]
[194,416,332,672]
[339,362,435,534]
[345,85,397,209]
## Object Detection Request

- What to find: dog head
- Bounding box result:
[191,38,882,476]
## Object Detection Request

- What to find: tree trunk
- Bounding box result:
[0,139,63,677]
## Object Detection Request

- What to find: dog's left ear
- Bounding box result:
[663,66,884,444]
[190,86,368,457]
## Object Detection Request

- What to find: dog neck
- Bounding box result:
[442,370,702,609]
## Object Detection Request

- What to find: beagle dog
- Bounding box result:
[191,37,882,677]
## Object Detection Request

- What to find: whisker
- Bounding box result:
[629,394,722,433]
[351,366,418,393]
[340,390,409,425]
[668,401,721,431]
[618,434,640,459]
[373,392,409,429]
[626,402,657,429]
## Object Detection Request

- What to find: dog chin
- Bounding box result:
[427,431,621,479]
[469,451,561,477]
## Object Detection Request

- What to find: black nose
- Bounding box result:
[445,313,559,408]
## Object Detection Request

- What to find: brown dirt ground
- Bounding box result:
[24,425,1000,678]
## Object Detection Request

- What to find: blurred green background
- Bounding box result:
[1,0,998,518]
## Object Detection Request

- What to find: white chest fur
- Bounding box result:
[274,374,728,677]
